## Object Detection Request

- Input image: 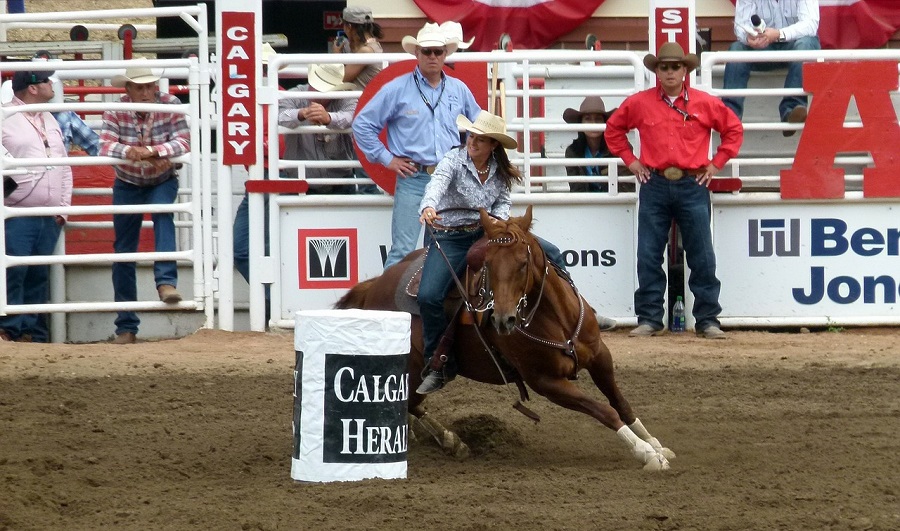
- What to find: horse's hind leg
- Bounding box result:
[525,375,669,471]
[407,407,470,459]
[584,343,676,460]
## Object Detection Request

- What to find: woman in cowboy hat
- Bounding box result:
[563,96,633,193]
[333,6,384,89]
[415,111,588,394]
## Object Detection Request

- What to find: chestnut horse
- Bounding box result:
[335,206,674,470]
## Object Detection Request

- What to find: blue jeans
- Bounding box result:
[418,227,566,364]
[383,172,431,270]
[722,36,821,120]
[0,216,61,342]
[111,177,179,335]
[233,192,272,319]
[635,173,721,330]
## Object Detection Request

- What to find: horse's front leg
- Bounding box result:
[407,408,470,459]
[525,375,670,471]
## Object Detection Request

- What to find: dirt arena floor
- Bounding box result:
[1,328,898,531]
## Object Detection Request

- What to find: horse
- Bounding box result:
[334,206,674,470]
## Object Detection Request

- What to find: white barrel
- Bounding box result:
[291,309,411,482]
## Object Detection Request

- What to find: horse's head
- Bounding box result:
[479,206,543,335]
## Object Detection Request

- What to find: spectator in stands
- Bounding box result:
[605,42,743,339]
[353,22,480,270]
[1,70,73,343]
[562,96,633,193]
[334,6,384,90]
[722,0,820,137]
[99,64,191,345]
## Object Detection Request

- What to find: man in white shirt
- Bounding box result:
[722,0,820,137]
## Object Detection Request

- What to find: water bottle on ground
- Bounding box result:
[671,296,685,333]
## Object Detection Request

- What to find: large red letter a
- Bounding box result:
[781,61,900,199]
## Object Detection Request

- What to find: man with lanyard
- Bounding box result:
[353,22,480,270]
[1,70,72,343]
[99,64,190,344]
[605,42,743,339]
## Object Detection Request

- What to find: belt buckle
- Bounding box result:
[663,167,684,181]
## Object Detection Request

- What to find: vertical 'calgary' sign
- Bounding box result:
[220,11,257,166]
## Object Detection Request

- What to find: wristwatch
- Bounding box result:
[148,146,158,157]
[777,30,786,43]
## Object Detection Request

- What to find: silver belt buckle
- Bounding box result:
[663,167,684,181]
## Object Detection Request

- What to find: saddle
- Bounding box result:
[395,238,491,320]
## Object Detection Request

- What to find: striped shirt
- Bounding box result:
[99,92,190,186]
[419,147,510,227]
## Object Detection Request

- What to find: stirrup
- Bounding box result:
[416,370,445,395]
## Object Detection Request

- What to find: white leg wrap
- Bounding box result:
[617,426,669,471]
[628,418,676,460]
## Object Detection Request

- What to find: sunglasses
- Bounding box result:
[419,47,446,57]
[657,63,684,72]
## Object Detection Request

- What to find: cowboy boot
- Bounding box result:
[416,368,445,395]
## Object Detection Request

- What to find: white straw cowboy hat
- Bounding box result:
[643,42,699,73]
[112,65,161,87]
[440,21,474,50]
[457,111,517,150]
[307,63,355,92]
[401,22,458,56]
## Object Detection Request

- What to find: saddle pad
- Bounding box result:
[394,253,426,315]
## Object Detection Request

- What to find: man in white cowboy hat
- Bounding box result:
[353,22,480,270]
[278,63,358,194]
[1,69,72,343]
[439,21,474,50]
[604,42,743,340]
[99,62,191,344]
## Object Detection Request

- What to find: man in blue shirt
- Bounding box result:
[353,22,480,270]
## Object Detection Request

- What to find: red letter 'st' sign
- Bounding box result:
[781,61,900,199]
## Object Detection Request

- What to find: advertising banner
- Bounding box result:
[714,201,900,324]
[278,200,639,324]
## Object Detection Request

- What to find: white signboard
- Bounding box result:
[714,201,900,325]
[277,199,638,324]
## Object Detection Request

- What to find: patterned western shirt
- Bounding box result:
[419,147,510,227]
[53,111,100,156]
[98,92,191,186]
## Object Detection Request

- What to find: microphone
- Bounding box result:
[750,15,767,34]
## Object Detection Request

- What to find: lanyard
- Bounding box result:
[663,90,692,122]
[413,72,446,114]
[23,112,51,155]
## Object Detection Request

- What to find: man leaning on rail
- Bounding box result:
[99,63,191,345]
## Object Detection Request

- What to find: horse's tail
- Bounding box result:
[333,277,378,309]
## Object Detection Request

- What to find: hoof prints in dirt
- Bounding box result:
[451,414,524,457]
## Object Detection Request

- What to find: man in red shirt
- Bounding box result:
[605,42,743,339]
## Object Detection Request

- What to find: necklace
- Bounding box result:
[476,166,489,175]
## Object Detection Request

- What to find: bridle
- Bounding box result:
[487,231,585,364]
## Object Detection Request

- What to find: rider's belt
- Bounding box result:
[432,222,481,233]
[649,166,703,181]
[414,162,436,175]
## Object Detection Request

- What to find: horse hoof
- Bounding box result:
[642,454,670,472]
[441,431,471,460]
[659,447,676,460]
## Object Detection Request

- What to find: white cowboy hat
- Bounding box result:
[456,111,517,150]
[111,64,161,87]
[401,22,458,56]
[307,63,355,92]
[439,21,474,50]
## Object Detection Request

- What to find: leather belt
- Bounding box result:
[432,222,482,233]
[414,163,436,175]
[649,166,703,181]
